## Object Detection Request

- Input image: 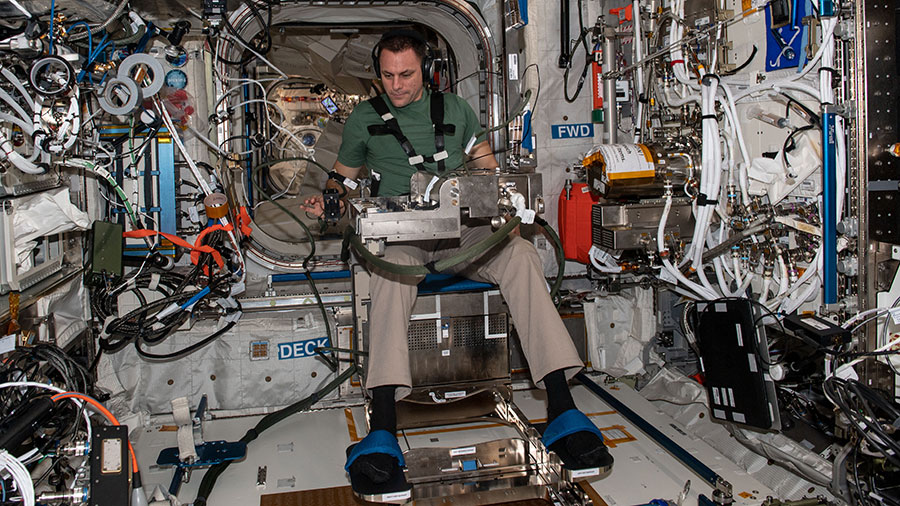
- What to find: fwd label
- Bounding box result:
[551,123,594,139]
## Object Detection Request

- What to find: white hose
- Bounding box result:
[589,246,623,273]
[5,0,31,17]
[658,192,718,299]
[663,87,701,107]
[219,24,288,79]
[760,277,772,305]
[0,450,34,506]
[0,87,31,123]
[732,256,743,288]
[0,129,42,174]
[687,78,722,299]
[1,67,35,111]
[719,82,752,175]
[713,257,736,297]
[842,308,891,329]
[777,255,789,297]
[0,112,34,134]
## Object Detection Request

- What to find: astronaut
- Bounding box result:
[302,29,613,496]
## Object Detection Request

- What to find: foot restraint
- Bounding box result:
[345,430,411,497]
[541,409,614,470]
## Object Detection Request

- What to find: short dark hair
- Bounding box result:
[378,33,426,64]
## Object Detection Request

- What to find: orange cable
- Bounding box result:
[51,392,140,474]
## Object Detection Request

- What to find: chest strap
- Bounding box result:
[366,92,456,173]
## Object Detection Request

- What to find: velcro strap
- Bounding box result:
[100,315,116,339]
[148,273,161,291]
[432,150,449,161]
[408,155,425,165]
[171,397,198,462]
[329,170,359,190]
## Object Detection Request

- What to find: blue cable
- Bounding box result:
[48,0,56,54]
[181,286,211,310]
[78,34,112,83]
[1,476,6,502]
[68,21,93,54]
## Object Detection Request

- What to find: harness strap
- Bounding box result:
[365,93,457,175]
[367,95,425,171]
[431,91,446,172]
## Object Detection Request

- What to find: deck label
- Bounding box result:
[278,337,330,360]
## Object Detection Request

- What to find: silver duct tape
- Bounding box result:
[118,53,165,97]
[98,77,142,115]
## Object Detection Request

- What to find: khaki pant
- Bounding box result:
[365,224,584,400]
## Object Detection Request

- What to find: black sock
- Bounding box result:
[350,386,399,484]
[542,369,576,422]
[542,370,612,468]
[369,385,397,433]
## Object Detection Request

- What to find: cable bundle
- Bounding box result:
[91,270,236,359]
[0,450,34,506]
[824,377,900,467]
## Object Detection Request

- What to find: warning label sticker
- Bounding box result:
[596,144,655,181]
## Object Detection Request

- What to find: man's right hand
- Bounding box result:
[300,194,326,217]
[300,193,345,218]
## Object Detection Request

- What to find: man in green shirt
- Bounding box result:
[303,30,611,496]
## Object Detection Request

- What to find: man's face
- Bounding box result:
[379,47,424,108]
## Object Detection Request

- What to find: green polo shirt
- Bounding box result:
[337,89,482,196]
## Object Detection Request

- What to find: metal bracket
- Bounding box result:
[826,102,855,118]
[156,395,246,497]
[713,476,734,505]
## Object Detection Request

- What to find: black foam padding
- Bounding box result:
[696,299,781,431]
[534,422,614,471]
[345,445,411,497]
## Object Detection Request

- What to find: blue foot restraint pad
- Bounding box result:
[540,409,613,470]
[345,429,411,496]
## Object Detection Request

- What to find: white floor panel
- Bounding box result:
[132,379,781,505]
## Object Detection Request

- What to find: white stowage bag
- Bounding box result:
[640,368,834,494]
[583,287,658,377]
[12,187,90,270]
[35,277,88,349]
[747,130,822,204]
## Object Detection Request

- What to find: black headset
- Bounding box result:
[371,29,435,83]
